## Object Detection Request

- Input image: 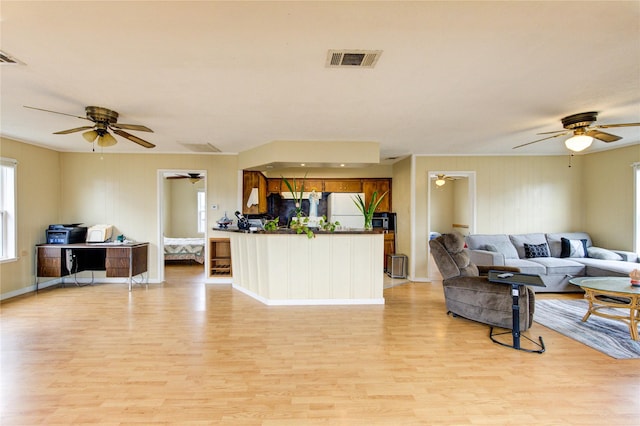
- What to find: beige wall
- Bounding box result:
[582,144,640,250]
[390,156,412,265]
[166,178,205,238]
[430,180,454,234]
[0,137,61,296]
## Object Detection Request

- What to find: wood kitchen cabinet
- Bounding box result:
[362,179,391,212]
[243,171,267,214]
[323,179,362,193]
[267,178,282,194]
[271,178,323,194]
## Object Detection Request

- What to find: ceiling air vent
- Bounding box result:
[179,143,221,153]
[326,50,382,68]
[0,50,24,65]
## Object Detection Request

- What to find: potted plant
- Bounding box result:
[352,190,388,231]
[282,174,340,238]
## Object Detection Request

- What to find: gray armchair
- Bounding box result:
[429,232,535,331]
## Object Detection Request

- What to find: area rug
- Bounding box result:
[534,299,640,359]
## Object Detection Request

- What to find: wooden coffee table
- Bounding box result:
[569,277,640,341]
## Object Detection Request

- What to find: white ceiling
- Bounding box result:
[2,1,639,164]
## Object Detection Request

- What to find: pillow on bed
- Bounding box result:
[560,238,588,258]
[586,246,623,261]
[524,242,550,258]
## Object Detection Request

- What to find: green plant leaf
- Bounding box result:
[352,190,388,219]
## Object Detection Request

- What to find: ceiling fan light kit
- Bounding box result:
[564,135,593,152]
[435,177,446,187]
[82,130,98,142]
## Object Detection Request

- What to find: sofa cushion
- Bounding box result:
[483,242,519,260]
[572,258,640,277]
[560,237,588,258]
[503,259,547,275]
[526,257,586,276]
[509,233,547,259]
[465,234,519,258]
[524,242,550,258]
[546,232,593,258]
[587,246,623,261]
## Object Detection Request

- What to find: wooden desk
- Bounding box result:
[36,243,148,291]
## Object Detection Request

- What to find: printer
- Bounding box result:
[86,224,114,243]
[46,224,88,244]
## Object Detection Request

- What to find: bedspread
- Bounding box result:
[164,237,205,264]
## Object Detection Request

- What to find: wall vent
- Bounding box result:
[0,50,24,65]
[326,50,382,68]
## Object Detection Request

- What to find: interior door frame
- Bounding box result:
[157,169,207,283]
[426,170,476,279]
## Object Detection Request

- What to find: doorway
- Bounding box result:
[157,169,207,283]
[427,171,476,280]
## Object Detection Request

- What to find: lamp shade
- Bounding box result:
[97,132,118,147]
[82,130,98,143]
[435,178,446,187]
[565,135,593,152]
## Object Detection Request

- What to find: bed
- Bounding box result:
[163,237,205,264]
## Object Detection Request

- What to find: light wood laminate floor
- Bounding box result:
[1,264,638,425]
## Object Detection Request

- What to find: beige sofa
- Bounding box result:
[465,232,639,292]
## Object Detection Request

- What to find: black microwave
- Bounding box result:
[372,216,389,230]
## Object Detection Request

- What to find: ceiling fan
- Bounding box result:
[24,105,155,149]
[433,174,456,187]
[513,111,640,152]
[166,172,204,183]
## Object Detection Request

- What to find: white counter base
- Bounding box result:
[227,232,384,306]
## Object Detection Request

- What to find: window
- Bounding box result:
[0,158,17,261]
[197,190,206,234]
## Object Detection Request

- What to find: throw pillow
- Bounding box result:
[560,238,588,258]
[524,242,550,258]
[483,242,519,259]
[587,246,623,261]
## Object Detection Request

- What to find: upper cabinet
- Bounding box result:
[362,179,391,213]
[259,174,393,213]
[243,171,267,214]
[267,178,282,193]
[322,179,363,193]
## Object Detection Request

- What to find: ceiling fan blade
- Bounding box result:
[110,123,154,132]
[53,126,95,134]
[24,105,89,121]
[111,128,156,148]
[585,129,622,143]
[595,122,640,129]
[536,129,567,135]
[512,131,569,149]
[166,175,188,179]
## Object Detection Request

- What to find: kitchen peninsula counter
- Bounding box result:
[213,229,384,305]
